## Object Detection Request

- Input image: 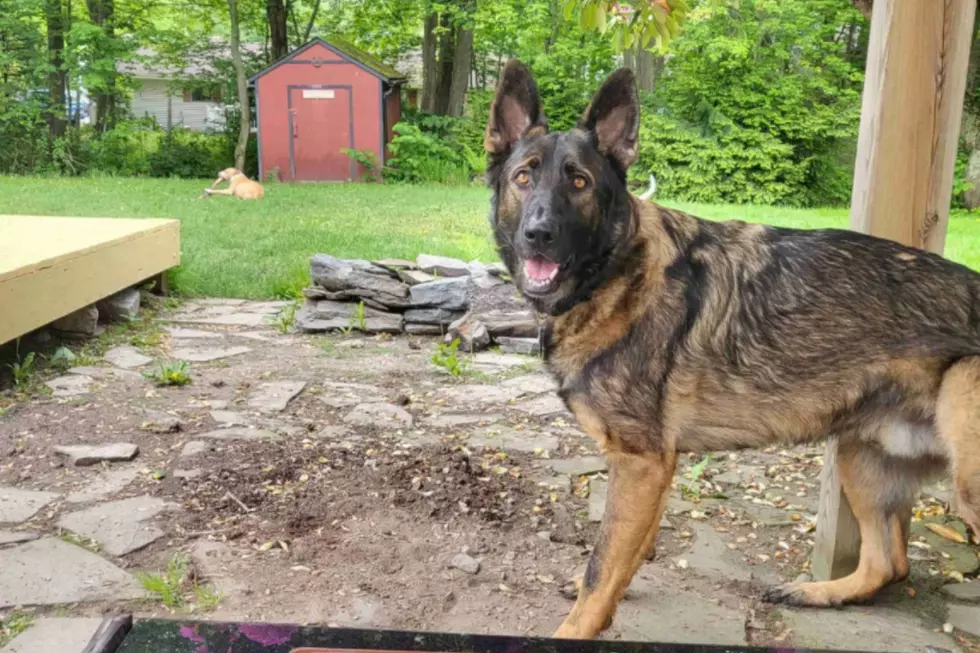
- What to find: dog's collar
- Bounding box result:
[230,172,247,180]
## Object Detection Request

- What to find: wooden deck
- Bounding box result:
[0,215,180,345]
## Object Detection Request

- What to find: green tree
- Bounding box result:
[657,0,865,205]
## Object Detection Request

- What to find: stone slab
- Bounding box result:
[511,394,568,417]
[57,495,171,556]
[551,456,607,477]
[589,479,608,523]
[779,607,961,652]
[947,604,980,638]
[211,410,250,426]
[66,468,139,504]
[469,352,534,374]
[54,443,138,467]
[140,409,182,433]
[943,581,980,602]
[319,381,387,409]
[500,373,558,395]
[466,425,558,453]
[675,523,753,583]
[165,327,224,339]
[46,374,93,397]
[423,413,504,428]
[196,428,278,441]
[104,345,152,369]
[0,487,61,524]
[0,530,39,546]
[343,403,414,428]
[247,380,306,413]
[0,537,144,607]
[609,572,747,645]
[0,617,104,653]
[410,278,469,311]
[496,337,540,356]
[187,313,268,327]
[416,254,469,277]
[171,345,251,362]
[180,440,210,458]
[439,384,525,406]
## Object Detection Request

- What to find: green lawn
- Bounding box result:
[2,176,979,299]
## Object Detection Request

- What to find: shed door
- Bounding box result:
[289,87,353,182]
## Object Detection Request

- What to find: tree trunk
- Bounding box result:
[960,7,980,208]
[46,0,67,141]
[635,48,659,93]
[433,21,455,115]
[86,0,117,131]
[268,0,288,60]
[421,12,438,112]
[446,24,472,117]
[303,0,322,42]
[228,0,250,172]
[850,0,872,19]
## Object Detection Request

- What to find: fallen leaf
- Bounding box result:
[925,523,967,544]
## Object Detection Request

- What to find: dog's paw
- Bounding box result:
[763,582,840,607]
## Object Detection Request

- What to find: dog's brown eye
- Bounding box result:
[515,170,531,186]
[572,175,588,190]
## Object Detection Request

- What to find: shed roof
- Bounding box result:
[249,37,406,84]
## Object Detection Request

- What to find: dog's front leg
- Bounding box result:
[554,448,677,639]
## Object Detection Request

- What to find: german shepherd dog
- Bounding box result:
[484,60,980,640]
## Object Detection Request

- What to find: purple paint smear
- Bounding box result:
[239,624,297,646]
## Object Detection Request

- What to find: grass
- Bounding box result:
[0,610,34,647]
[144,360,192,387]
[137,553,223,613]
[3,176,980,299]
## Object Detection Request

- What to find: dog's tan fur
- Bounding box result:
[204,167,264,200]
[483,61,980,639]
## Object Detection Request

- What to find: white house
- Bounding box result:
[119,44,262,132]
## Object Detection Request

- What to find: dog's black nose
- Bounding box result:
[523,223,555,246]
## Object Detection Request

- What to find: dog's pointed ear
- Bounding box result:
[581,68,640,170]
[485,60,546,155]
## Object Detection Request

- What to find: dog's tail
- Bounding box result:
[637,174,657,201]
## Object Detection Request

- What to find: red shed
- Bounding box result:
[250,37,405,182]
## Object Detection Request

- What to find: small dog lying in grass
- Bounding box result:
[200,168,264,200]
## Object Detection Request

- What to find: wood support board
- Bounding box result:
[0,215,180,345]
[812,0,976,581]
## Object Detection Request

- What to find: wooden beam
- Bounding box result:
[812,0,976,581]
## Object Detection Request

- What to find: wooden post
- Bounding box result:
[812,0,975,581]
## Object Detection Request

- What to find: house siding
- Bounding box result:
[131,78,224,132]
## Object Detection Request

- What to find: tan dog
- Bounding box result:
[202,168,264,200]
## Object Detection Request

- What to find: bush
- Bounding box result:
[630,113,805,206]
[386,120,474,185]
[83,119,161,176]
[148,128,227,179]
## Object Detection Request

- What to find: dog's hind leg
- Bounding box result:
[553,449,677,639]
[765,441,915,606]
[937,356,980,539]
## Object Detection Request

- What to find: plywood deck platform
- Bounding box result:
[0,215,180,344]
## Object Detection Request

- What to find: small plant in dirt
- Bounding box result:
[137,554,222,613]
[681,454,714,501]
[48,346,77,372]
[0,609,34,646]
[58,530,101,552]
[193,583,223,612]
[138,554,188,610]
[145,360,192,387]
[350,301,367,332]
[266,302,298,334]
[432,338,470,377]
[8,351,37,389]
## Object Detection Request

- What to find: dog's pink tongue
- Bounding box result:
[524,257,559,281]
